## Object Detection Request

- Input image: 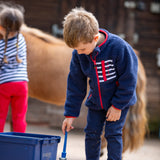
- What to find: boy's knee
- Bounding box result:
[105,131,122,140]
[104,124,123,138]
[85,129,102,140]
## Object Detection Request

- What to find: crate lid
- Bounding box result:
[0,132,61,145]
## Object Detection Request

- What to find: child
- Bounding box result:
[0,2,28,133]
[61,7,138,160]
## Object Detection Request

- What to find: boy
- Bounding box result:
[62,7,138,160]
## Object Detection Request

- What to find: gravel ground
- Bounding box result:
[4,123,160,160]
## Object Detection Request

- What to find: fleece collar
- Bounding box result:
[91,28,109,59]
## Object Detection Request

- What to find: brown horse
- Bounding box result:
[20,25,148,153]
[21,25,72,105]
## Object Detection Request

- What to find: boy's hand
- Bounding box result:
[106,106,121,121]
[62,118,75,135]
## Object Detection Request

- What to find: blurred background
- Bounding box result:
[4,0,160,137]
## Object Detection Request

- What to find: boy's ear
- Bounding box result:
[94,34,99,42]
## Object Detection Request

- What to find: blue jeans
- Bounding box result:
[84,107,129,160]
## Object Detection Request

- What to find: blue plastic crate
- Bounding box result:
[0,132,61,160]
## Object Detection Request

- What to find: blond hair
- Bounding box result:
[63,7,99,48]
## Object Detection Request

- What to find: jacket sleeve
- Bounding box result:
[64,51,87,117]
[111,44,138,110]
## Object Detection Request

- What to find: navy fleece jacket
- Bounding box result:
[64,29,138,117]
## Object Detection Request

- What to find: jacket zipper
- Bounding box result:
[90,53,104,109]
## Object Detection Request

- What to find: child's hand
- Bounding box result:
[62,118,75,134]
[106,106,121,121]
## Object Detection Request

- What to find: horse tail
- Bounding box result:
[20,24,65,45]
[122,54,148,152]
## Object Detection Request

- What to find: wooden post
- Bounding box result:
[125,10,135,46]
[116,0,125,34]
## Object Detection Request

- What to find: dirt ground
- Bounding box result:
[4,122,160,160]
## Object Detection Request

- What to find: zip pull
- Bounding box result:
[94,61,96,69]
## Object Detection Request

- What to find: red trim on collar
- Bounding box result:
[98,29,108,47]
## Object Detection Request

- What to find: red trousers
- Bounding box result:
[0,81,28,132]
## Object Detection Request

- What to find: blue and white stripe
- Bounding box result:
[0,33,28,84]
[96,60,116,83]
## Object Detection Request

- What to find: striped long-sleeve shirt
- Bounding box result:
[0,33,28,84]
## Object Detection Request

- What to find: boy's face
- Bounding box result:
[74,34,99,55]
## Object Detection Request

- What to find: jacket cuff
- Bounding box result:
[112,105,121,110]
[65,116,76,118]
